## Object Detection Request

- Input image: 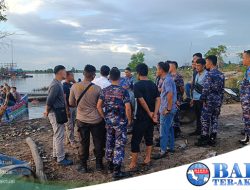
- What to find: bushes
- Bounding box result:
[225,77,239,89]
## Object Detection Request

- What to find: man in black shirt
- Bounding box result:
[129,63,160,171]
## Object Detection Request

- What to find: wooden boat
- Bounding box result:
[1,94,29,124]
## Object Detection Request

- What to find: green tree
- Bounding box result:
[128,52,145,71]
[0,0,7,22]
[0,0,12,39]
[46,68,53,73]
[205,45,227,68]
[237,52,243,65]
[71,67,76,73]
[237,52,243,59]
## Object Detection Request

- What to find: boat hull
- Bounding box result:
[1,95,29,124]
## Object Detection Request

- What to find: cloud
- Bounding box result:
[1,0,250,69]
[84,29,119,36]
[79,42,152,55]
[110,44,152,54]
[6,0,43,14]
[204,29,225,38]
[58,19,81,28]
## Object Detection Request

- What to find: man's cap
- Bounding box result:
[54,65,66,74]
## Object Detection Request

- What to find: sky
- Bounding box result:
[0,0,250,70]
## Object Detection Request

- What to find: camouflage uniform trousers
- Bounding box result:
[105,124,127,165]
[65,107,76,145]
[201,103,221,136]
[240,79,250,135]
[172,109,180,128]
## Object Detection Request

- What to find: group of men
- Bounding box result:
[44,50,250,180]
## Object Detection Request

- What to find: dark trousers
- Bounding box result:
[77,120,106,163]
[193,100,203,133]
[131,118,154,153]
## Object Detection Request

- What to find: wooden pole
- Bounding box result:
[26,137,47,183]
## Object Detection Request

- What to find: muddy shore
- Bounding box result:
[0,103,246,188]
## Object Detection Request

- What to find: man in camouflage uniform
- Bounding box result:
[239,50,250,145]
[169,61,184,138]
[196,55,225,147]
[120,67,136,109]
[97,67,132,180]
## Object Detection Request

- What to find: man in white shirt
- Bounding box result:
[189,58,207,136]
[93,65,111,89]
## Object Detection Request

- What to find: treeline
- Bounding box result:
[26,68,82,74]
[25,67,127,74]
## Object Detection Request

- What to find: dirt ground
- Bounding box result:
[0,103,246,188]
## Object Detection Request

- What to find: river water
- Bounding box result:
[0,73,88,93]
[0,73,110,120]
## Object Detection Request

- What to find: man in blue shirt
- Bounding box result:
[120,67,136,110]
[120,67,135,91]
[239,50,250,145]
[189,58,207,136]
[153,62,177,160]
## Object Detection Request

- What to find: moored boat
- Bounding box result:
[1,95,29,124]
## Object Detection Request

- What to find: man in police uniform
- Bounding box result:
[196,55,225,147]
[97,67,132,180]
[169,61,184,138]
[239,50,250,145]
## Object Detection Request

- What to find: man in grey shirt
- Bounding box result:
[44,65,73,166]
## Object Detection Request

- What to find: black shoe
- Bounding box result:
[96,159,104,172]
[168,149,175,155]
[107,161,114,173]
[241,129,246,136]
[189,130,201,136]
[53,153,70,161]
[77,162,88,173]
[112,165,132,180]
[152,152,167,160]
[239,135,249,146]
[209,133,217,146]
[155,138,160,147]
[155,142,160,147]
[174,127,181,138]
[195,135,210,147]
[58,158,73,166]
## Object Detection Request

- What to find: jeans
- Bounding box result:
[185,83,192,99]
[160,111,176,152]
[128,90,135,110]
[77,120,106,163]
[48,112,65,162]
